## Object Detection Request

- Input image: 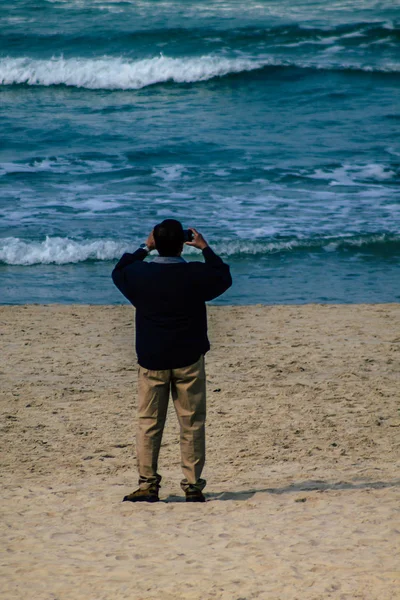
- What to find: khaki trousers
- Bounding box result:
[136,355,206,492]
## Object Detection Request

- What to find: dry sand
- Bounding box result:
[1,304,399,600]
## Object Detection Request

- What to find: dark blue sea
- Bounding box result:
[1,0,399,305]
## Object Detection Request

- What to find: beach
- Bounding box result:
[2,1,399,597]
[1,303,399,600]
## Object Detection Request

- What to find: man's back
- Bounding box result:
[112,247,232,369]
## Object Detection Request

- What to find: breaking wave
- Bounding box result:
[1,234,399,265]
[0,55,268,90]
[0,237,128,266]
[0,54,399,90]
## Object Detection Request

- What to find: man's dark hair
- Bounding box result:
[154,219,184,257]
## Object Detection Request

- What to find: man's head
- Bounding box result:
[153,219,184,257]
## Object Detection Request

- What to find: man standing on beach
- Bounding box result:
[112,219,232,503]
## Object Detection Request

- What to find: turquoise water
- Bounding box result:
[1,0,399,304]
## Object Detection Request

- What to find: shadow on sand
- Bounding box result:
[163,478,400,503]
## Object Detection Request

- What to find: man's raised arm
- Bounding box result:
[112,230,156,298]
[186,228,232,301]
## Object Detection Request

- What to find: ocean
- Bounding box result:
[1,0,399,305]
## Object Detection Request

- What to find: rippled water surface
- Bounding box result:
[1,0,399,304]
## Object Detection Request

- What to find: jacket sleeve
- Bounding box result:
[111,248,147,301]
[199,246,232,301]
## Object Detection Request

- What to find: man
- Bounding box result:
[112,219,232,503]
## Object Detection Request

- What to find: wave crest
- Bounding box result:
[1,234,399,265]
[0,55,267,90]
[0,237,127,265]
[1,54,399,91]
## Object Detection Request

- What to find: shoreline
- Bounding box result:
[2,300,400,306]
[1,303,399,599]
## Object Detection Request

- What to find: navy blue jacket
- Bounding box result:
[112,246,232,369]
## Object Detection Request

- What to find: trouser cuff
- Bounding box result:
[138,474,162,490]
[180,478,206,492]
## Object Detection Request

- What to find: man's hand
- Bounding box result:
[146,229,156,251]
[185,228,209,251]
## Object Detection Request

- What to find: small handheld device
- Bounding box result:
[183,229,194,243]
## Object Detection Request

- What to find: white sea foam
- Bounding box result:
[340,31,366,39]
[282,36,339,48]
[370,36,394,45]
[308,163,397,185]
[0,157,117,176]
[0,162,37,174]
[1,53,399,91]
[383,21,395,30]
[322,45,345,54]
[0,55,269,90]
[1,234,398,265]
[153,165,186,181]
[0,237,128,265]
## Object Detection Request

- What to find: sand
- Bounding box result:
[1,304,399,600]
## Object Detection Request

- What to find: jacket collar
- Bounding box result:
[152,256,186,264]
